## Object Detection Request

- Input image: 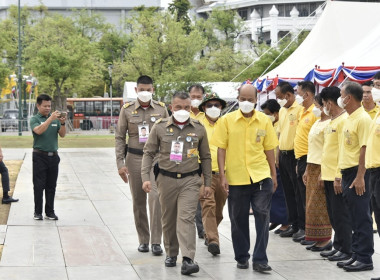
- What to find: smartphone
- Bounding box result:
[60,112,67,118]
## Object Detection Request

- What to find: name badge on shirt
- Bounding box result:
[138,125,149,143]
[256,129,266,143]
[52,124,57,127]
[344,130,352,145]
[170,140,184,162]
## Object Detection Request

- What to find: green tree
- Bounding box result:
[24,14,104,109]
[168,0,192,34]
[120,9,206,99]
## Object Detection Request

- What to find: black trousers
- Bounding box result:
[296,155,307,230]
[0,161,10,193]
[369,168,380,238]
[324,180,352,254]
[279,151,299,231]
[341,166,374,264]
[228,178,273,264]
[32,152,60,215]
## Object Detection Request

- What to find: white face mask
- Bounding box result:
[268,115,276,123]
[239,101,255,114]
[205,106,221,119]
[295,95,304,105]
[173,109,190,123]
[191,99,202,108]
[337,96,346,109]
[323,105,330,116]
[277,99,287,107]
[372,87,380,102]
[137,91,152,103]
[312,106,322,118]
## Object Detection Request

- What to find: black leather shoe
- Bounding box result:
[252,263,272,272]
[181,259,199,275]
[34,213,43,220]
[237,260,249,269]
[279,227,297,237]
[138,244,149,253]
[198,231,205,239]
[274,227,288,234]
[292,229,305,242]
[301,240,315,246]
[320,249,338,258]
[165,256,177,267]
[306,244,316,250]
[208,243,220,256]
[328,251,350,261]
[343,260,373,272]
[370,277,380,280]
[2,196,19,204]
[337,257,356,268]
[151,244,163,256]
[269,223,279,231]
[45,213,59,220]
[310,241,333,252]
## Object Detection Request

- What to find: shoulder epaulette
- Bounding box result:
[158,102,166,107]
[155,118,163,124]
[123,101,135,109]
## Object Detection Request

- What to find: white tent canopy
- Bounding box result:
[262,0,380,80]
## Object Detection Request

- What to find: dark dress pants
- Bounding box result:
[228,178,273,264]
[341,167,374,264]
[296,155,307,230]
[279,151,299,231]
[33,152,60,215]
[324,180,352,254]
[0,161,10,194]
[369,168,380,238]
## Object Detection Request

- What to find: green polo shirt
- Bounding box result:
[30,112,61,152]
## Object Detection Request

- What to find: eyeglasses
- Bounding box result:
[205,103,222,108]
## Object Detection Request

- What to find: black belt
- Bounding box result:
[280,150,294,155]
[367,167,380,173]
[341,166,358,174]
[297,155,307,161]
[212,171,220,175]
[33,149,58,156]
[159,169,199,179]
[128,147,144,156]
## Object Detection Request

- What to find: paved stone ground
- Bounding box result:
[0,148,379,280]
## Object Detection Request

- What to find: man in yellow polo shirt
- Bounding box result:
[366,110,380,237]
[319,87,352,262]
[212,84,277,272]
[275,82,303,239]
[197,92,228,256]
[188,84,206,239]
[292,81,318,243]
[362,81,379,119]
[337,81,374,272]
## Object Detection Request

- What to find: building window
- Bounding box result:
[297,4,309,17]
[238,8,248,20]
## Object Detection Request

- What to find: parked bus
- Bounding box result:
[66,97,124,130]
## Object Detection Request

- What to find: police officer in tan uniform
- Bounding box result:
[115,75,168,255]
[141,91,212,276]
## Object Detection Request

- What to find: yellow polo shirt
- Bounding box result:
[321,112,347,181]
[338,107,372,170]
[202,117,220,172]
[273,121,279,160]
[365,111,380,169]
[190,111,205,121]
[294,104,318,159]
[307,119,330,165]
[363,103,380,120]
[211,109,278,185]
[277,101,303,151]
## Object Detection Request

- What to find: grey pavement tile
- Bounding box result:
[0,226,65,266]
[67,266,139,280]
[1,148,28,160]
[0,267,68,280]
[92,200,134,226]
[59,226,130,266]
[83,183,126,201]
[0,225,6,245]
[133,263,214,280]
[76,171,113,185]
[6,201,57,226]
[55,183,89,201]
[54,200,104,226]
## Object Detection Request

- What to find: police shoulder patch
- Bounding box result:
[159,101,166,107]
[155,118,163,124]
[123,101,135,109]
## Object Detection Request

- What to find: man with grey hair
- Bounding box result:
[337,81,374,272]
[141,91,212,276]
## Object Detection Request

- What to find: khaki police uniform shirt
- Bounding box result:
[115,99,169,170]
[141,116,212,187]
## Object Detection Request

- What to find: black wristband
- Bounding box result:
[61,123,66,125]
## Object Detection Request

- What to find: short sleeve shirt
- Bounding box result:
[30,113,61,152]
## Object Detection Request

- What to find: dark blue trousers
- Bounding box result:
[0,161,10,194]
[369,168,380,238]
[341,166,374,264]
[228,178,273,264]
